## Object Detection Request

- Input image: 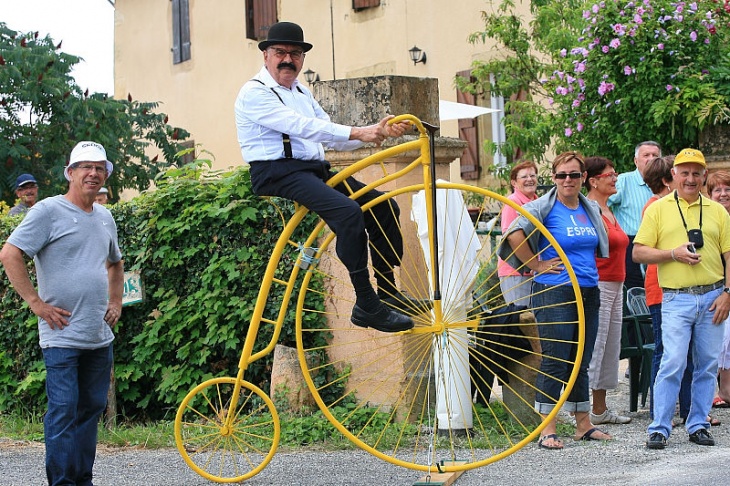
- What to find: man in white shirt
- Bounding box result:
[235,21,420,333]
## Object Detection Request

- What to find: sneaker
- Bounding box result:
[557,409,576,426]
[646,432,667,449]
[590,409,632,425]
[688,428,715,446]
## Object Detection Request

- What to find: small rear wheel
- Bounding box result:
[174,377,280,483]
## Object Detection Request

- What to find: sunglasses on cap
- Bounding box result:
[554,172,583,180]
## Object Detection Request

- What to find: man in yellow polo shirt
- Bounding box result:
[634,148,730,450]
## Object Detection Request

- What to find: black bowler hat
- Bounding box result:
[258,21,313,52]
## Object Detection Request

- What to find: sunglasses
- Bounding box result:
[554,172,583,180]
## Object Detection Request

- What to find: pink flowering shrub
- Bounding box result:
[547,0,730,164]
[462,0,730,169]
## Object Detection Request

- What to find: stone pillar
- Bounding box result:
[308,76,467,415]
[700,124,730,171]
[313,75,439,127]
[501,311,543,426]
[270,344,315,411]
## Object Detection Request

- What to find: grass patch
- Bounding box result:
[1,402,546,452]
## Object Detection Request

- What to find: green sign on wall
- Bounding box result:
[123,270,144,307]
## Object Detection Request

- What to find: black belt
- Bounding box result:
[662,281,723,295]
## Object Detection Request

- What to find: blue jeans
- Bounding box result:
[649,290,725,438]
[649,303,692,420]
[43,345,113,486]
[532,283,600,414]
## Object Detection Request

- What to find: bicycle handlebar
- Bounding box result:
[388,114,427,135]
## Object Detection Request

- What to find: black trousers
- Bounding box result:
[249,159,402,273]
[624,235,645,290]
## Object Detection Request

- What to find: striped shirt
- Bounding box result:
[608,169,652,235]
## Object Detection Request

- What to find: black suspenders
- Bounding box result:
[251,79,304,159]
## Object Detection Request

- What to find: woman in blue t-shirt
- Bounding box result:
[502,151,610,450]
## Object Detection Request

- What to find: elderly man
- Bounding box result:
[609,141,661,289]
[633,148,730,449]
[234,21,425,333]
[9,173,39,216]
[0,141,123,485]
[95,187,109,205]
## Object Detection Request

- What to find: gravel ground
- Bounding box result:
[3,363,730,485]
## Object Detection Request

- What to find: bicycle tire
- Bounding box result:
[174,377,280,483]
[294,182,585,472]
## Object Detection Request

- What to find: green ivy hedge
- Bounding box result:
[0,161,323,420]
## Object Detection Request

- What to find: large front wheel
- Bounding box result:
[174,377,280,483]
[295,182,584,472]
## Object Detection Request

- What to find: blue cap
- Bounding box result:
[15,173,37,190]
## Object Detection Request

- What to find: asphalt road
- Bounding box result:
[2,368,730,485]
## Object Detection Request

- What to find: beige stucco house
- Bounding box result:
[113,0,531,189]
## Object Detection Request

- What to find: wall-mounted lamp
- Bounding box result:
[303,69,320,84]
[409,46,427,65]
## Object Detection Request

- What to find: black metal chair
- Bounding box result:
[620,286,655,412]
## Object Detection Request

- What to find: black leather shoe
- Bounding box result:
[380,292,433,314]
[351,304,414,333]
[646,432,666,449]
[689,428,715,446]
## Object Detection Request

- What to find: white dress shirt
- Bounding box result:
[234,66,362,162]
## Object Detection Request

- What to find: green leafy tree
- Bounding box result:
[0,23,190,207]
[0,158,325,419]
[463,0,730,171]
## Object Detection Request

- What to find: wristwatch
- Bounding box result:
[724,287,730,295]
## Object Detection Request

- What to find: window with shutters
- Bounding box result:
[455,70,507,181]
[456,70,480,180]
[246,0,278,41]
[172,0,191,64]
[353,0,381,10]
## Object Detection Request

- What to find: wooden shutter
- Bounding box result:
[353,0,381,10]
[172,0,191,64]
[456,70,479,180]
[247,0,278,41]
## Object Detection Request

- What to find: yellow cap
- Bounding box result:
[674,148,706,167]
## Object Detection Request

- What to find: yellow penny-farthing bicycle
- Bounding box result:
[174,115,585,483]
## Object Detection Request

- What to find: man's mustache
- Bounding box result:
[277,62,297,71]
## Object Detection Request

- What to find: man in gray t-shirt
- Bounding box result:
[0,141,123,485]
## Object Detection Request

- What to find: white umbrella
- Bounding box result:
[439,100,500,121]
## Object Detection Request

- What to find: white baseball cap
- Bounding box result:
[64,141,114,181]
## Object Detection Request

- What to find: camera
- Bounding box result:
[687,229,704,249]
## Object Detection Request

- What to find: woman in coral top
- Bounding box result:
[498,160,539,306]
[584,156,632,425]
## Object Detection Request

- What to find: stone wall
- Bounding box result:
[305,76,466,415]
[700,124,730,171]
[313,75,439,127]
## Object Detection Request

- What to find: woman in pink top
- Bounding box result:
[584,156,632,426]
[708,171,730,408]
[499,160,539,305]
